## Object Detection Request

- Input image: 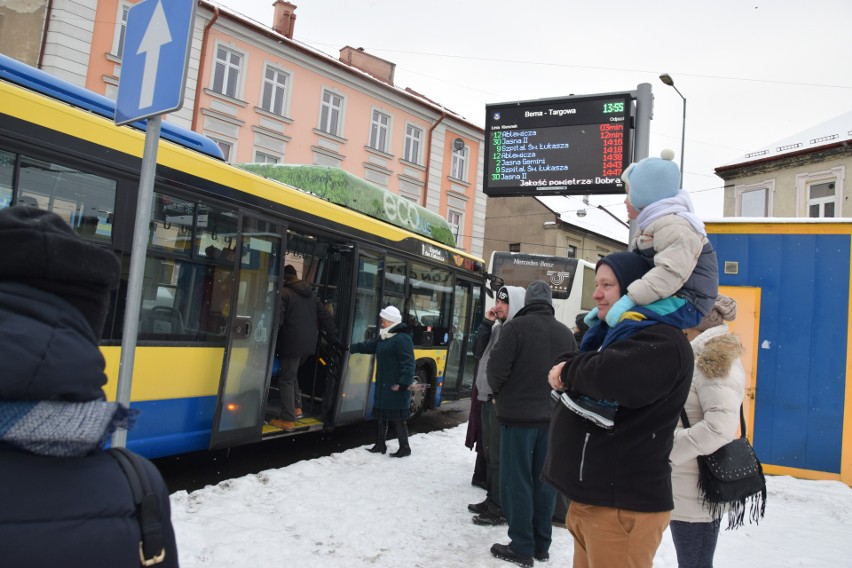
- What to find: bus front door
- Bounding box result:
[209,215,282,450]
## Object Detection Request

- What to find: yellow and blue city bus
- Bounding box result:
[0,54,485,458]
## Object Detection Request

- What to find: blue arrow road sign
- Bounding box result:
[115,0,196,125]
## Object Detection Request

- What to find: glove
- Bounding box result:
[605,295,636,327]
[583,307,600,327]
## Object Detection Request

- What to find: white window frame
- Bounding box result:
[260,64,290,116]
[212,44,244,99]
[735,180,774,217]
[451,146,468,182]
[209,138,234,162]
[112,3,130,58]
[254,151,280,164]
[369,109,391,153]
[319,89,344,136]
[796,167,844,218]
[447,209,463,240]
[403,123,423,164]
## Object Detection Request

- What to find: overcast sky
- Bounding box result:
[213,0,852,220]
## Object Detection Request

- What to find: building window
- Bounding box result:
[808,181,837,218]
[740,187,769,217]
[403,124,423,164]
[210,139,233,161]
[447,209,462,242]
[735,180,774,217]
[319,89,343,136]
[254,151,279,164]
[260,65,289,116]
[451,146,468,181]
[212,46,243,99]
[113,4,130,58]
[509,242,520,253]
[567,245,577,258]
[369,110,391,153]
[796,168,843,218]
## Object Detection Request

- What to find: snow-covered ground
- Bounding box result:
[171,423,852,567]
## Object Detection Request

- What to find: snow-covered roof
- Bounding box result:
[537,196,630,245]
[721,110,852,168]
[704,216,852,225]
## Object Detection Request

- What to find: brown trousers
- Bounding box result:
[566,502,670,568]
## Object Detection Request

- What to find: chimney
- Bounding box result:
[339,46,395,85]
[272,1,297,39]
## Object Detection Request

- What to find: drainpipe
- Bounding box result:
[192,5,220,131]
[422,110,447,208]
[37,0,55,69]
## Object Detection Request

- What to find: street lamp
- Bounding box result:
[659,73,686,188]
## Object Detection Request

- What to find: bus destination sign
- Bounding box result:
[484,92,633,197]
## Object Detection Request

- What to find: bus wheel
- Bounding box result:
[408,368,429,422]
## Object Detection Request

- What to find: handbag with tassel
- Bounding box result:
[680,405,767,529]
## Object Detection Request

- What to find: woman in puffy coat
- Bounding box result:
[669,294,746,568]
[0,206,179,568]
[350,305,415,457]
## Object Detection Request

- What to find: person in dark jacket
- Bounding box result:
[544,251,694,568]
[0,205,179,568]
[271,264,340,431]
[468,285,525,526]
[486,281,576,568]
[350,305,415,457]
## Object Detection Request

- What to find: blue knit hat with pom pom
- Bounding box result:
[621,149,680,210]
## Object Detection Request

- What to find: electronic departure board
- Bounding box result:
[484,92,633,197]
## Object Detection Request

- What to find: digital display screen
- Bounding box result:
[484,93,633,197]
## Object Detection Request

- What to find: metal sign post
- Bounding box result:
[112,0,196,448]
[113,116,161,448]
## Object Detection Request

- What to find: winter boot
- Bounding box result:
[389,420,411,458]
[366,420,388,454]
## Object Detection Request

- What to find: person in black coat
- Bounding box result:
[271,264,340,430]
[543,251,694,568]
[0,206,179,568]
[486,281,577,567]
[349,305,415,457]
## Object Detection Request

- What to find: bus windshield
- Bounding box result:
[487,252,596,328]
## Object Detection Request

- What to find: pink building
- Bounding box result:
[17,0,485,255]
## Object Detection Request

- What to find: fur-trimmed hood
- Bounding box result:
[692,324,743,379]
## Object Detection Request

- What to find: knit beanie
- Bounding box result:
[0,206,119,335]
[621,149,680,210]
[596,251,653,292]
[496,286,510,304]
[695,294,737,331]
[524,280,552,306]
[379,305,402,324]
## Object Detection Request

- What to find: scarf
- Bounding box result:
[636,190,706,236]
[580,297,690,353]
[379,326,396,340]
[0,400,136,457]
